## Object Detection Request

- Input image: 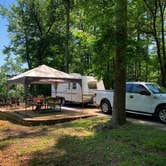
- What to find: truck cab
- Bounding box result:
[126,82,166,117]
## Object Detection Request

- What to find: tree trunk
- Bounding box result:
[64,0,70,73]
[112,0,127,126]
[159,0,166,86]
[25,34,32,69]
[20,2,32,69]
[145,44,149,82]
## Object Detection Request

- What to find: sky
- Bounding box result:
[0,0,16,66]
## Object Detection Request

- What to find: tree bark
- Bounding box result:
[64,0,70,73]
[112,0,127,126]
[159,0,166,86]
[20,2,32,69]
[25,34,32,69]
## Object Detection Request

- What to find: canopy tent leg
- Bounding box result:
[80,81,84,112]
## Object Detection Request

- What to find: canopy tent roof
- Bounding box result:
[7,65,81,85]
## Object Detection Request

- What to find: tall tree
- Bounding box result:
[112,0,127,126]
[74,0,116,88]
[1,0,66,69]
[64,0,70,73]
[143,0,166,87]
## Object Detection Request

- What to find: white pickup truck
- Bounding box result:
[93,82,166,123]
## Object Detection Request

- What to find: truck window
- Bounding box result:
[146,83,166,94]
[132,84,148,94]
[88,81,97,89]
[126,84,133,93]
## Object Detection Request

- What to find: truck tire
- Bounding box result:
[101,100,111,114]
[156,105,166,124]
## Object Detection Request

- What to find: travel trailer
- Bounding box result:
[51,73,105,104]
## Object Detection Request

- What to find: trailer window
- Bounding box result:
[72,83,77,89]
[88,81,97,89]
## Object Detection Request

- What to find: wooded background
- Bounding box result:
[0,0,165,89]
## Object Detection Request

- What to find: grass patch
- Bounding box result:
[0,118,165,166]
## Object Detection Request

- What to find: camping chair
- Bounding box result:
[46,97,62,112]
[25,96,35,111]
[0,97,5,106]
[10,97,20,107]
[32,97,45,111]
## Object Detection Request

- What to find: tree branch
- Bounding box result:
[143,0,155,16]
[32,2,43,37]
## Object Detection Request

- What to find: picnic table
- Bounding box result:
[32,96,63,112]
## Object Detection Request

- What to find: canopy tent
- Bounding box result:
[8,65,81,85]
[7,65,82,96]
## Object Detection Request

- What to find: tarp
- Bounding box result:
[7,65,81,85]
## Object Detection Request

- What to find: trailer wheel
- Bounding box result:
[101,100,111,114]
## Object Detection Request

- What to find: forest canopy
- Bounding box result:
[0,0,165,88]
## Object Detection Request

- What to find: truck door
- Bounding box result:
[126,84,153,113]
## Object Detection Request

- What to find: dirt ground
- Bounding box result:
[0,103,99,126]
[0,104,165,166]
[0,103,165,130]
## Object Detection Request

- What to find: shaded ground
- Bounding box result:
[64,103,166,131]
[0,117,166,166]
